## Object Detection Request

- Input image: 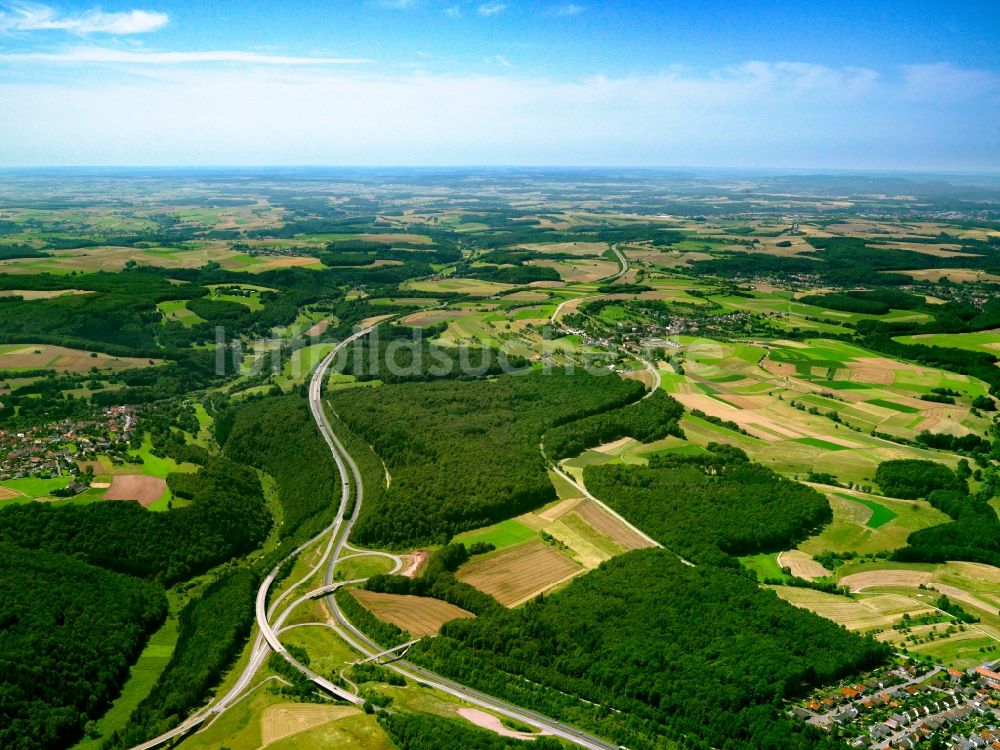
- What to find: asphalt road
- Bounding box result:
[133,319,619,750]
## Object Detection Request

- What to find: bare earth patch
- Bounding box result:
[350,589,473,637]
[103,475,166,507]
[260,704,360,747]
[458,708,547,740]
[0,487,24,500]
[399,549,428,578]
[304,319,330,337]
[458,540,582,607]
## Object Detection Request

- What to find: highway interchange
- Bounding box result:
[131,322,618,750]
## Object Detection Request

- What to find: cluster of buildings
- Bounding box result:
[0,406,136,480]
[793,661,1000,750]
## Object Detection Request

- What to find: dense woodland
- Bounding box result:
[330,369,645,546]
[0,457,269,585]
[0,545,166,750]
[875,459,966,500]
[585,446,831,565]
[410,549,889,750]
[887,462,1000,568]
[107,569,259,749]
[543,389,684,460]
[221,394,341,548]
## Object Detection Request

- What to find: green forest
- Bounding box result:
[0,545,166,750]
[585,447,831,565]
[410,549,889,750]
[329,370,645,546]
[543,389,684,460]
[0,457,270,585]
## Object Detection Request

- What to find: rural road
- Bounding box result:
[550,242,629,325]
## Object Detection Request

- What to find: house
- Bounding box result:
[870,723,893,740]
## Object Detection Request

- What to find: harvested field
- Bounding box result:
[575,499,653,550]
[350,590,473,637]
[546,512,623,569]
[777,550,831,581]
[839,569,932,591]
[457,540,582,607]
[537,497,583,522]
[353,232,432,245]
[881,242,977,258]
[260,704,360,746]
[520,241,608,256]
[502,290,550,302]
[528,258,619,282]
[931,584,999,617]
[400,309,463,326]
[103,475,166,507]
[0,289,93,300]
[0,344,158,372]
[358,314,394,328]
[592,437,635,454]
[895,268,1000,283]
[773,587,935,632]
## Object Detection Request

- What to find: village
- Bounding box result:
[792,660,1000,749]
[0,405,138,481]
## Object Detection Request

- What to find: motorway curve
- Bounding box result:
[131,323,617,750]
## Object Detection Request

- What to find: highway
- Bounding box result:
[132,318,619,750]
[309,329,621,750]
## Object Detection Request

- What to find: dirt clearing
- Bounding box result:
[458,708,547,740]
[350,590,473,637]
[103,475,166,507]
[304,319,330,336]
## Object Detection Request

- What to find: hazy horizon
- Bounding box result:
[1,0,997,169]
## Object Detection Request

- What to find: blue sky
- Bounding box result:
[0,0,997,168]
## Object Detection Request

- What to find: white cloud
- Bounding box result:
[554,4,583,16]
[444,4,461,18]
[484,53,512,67]
[0,2,168,34]
[0,46,372,65]
[901,62,999,102]
[0,60,994,169]
[477,2,506,16]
